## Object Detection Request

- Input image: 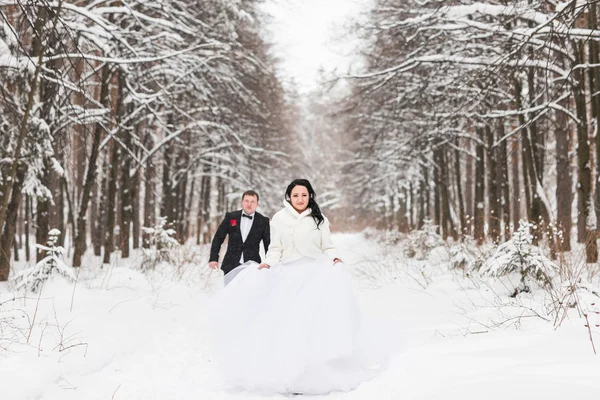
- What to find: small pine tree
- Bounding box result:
[140,217,180,270]
[12,229,76,292]
[480,221,558,295]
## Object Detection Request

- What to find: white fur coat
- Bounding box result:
[264,200,339,266]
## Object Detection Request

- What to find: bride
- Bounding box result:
[210,179,385,395]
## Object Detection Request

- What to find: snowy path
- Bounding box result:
[2,233,599,399]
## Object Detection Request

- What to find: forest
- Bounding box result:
[0,0,294,281]
[337,0,600,266]
[2,0,600,282]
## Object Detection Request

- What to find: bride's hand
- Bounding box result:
[258,263,270,269]
[333,258,341,264]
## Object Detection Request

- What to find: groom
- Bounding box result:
[209,190,270,284]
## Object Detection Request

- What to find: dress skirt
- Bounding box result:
[209,256,385,395]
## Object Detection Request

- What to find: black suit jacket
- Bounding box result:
[209,210,270,275]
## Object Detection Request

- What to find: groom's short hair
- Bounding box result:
[242,190,259,201]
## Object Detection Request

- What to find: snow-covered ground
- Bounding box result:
[1,233,599,399]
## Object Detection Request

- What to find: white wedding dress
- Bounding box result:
[209,256,386,395]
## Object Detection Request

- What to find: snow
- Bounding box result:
[0,21,34,71]
[1,233,599,399]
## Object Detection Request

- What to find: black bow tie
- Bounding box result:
[242,214,253,219]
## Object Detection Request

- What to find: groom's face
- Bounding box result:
[242,195,258,215]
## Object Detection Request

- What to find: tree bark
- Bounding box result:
[103,140,120,265]
[35,162,50,262]
[91,171,102,256]
[161,140,175,229]
[454,141,467,237]
[119,91,133,259]
[132,168,141,250]
[433,151,441,232]
[0,168,25,281]
[474,126,486,245]
[399,189,409,233]
[465,138,473,235]
[440,150,457,240]
[196,167,211,244]
[590,4,600,232]
[556,100,572,252]
[486,124,501,243]
[573,38,598,261]
[72,65,112,267]
[511,136,521,231]
[409,182,415,230]
[143,139,156,249]
[498,121,511,241]
[184,176,195,241]
[25,195,30,262]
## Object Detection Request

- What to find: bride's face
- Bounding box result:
[290,185,309,213]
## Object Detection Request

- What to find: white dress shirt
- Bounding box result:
[239,212,255,263]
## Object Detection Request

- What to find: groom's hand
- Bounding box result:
[258,263,270,269]
[209,261,219,270]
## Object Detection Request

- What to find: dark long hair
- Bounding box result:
[285,179,324,228]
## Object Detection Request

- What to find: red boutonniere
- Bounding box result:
[230,219,237,227]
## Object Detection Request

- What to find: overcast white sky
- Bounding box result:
[260,0,372,95]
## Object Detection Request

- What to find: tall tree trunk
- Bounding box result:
[454,141,466,237]
[556,102,572,252]
[132,168,141,250]
[72,65,112,267]
[514,77,533,224]
[474,126,486,245]
[527,68,543,181]
[417,177,426,230]
[103,140,120,265]
[424,161,431,219]
[38,43,59,249]
[97,150,109,258]
[433,151,441,232]
[440,150,457,240]
[498,122,511,240]
[0,168,25,281]
[61,177,75,251]
[49,135,64,246]
[143,141,156,249]
[399,189,409,233]
[196,166,211,244]
[119,92,133,259]
[184,176,196,241]
[35,161,51,262]
[590,4,600,232]
[511,136,521,231]
[13,211,19,262]
[161,139,176,231]
[573,38,598,262]
[176,171,188,244]
[409,182,415,230]
[465,138,473,235]
[486,124,501,243]
[91,172,101,256]
[25,195,30,262]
